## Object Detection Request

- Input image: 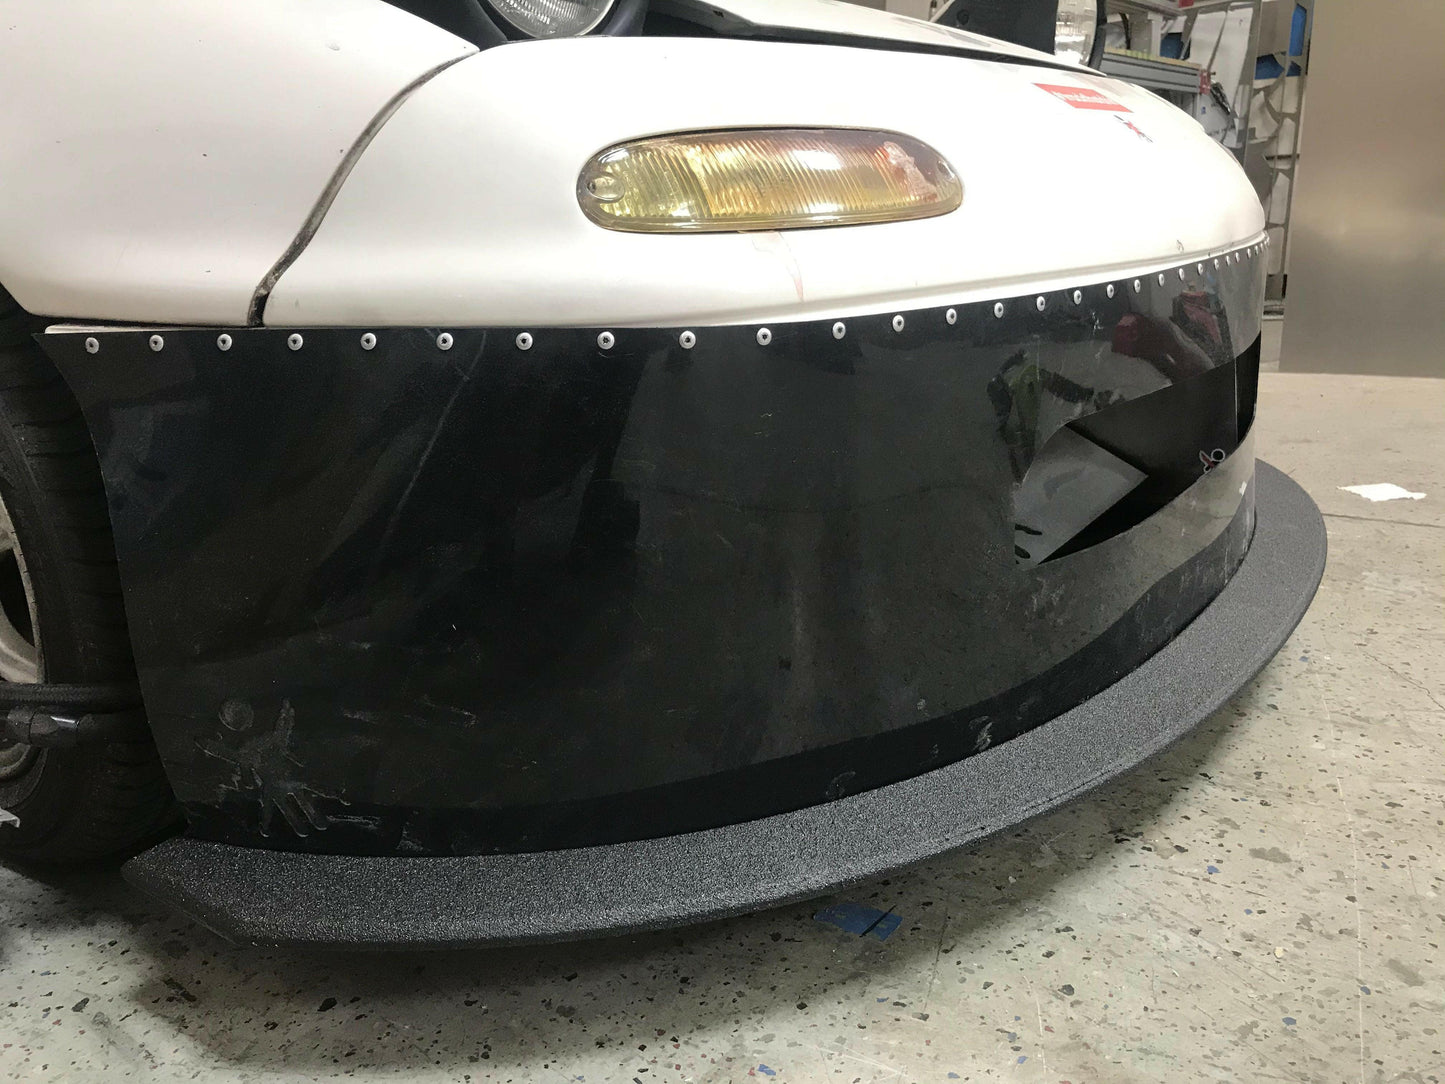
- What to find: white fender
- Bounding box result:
[266,35,1265,327]
[0,0,473,325]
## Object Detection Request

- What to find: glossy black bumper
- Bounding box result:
[121,461,1323,947]
[39,241,1313,943]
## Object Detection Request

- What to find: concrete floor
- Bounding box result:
[2,373,1441,1084]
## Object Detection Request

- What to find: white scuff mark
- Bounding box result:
[1339,483,1425,502]
[1025,976,1050,1077]
[810,1043,904,1079]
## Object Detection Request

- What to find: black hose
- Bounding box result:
[0,681,142,712]
[3,706,149,748]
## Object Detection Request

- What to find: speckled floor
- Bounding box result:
[2,373,1441,1084]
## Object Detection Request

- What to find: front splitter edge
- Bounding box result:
[123,461,1325,949]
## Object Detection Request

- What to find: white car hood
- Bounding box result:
[666,0,1068,67]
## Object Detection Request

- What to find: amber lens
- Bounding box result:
[577,128,962,233]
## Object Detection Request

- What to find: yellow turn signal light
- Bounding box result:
[577,128,962,233]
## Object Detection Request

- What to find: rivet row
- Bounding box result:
[113,243,1264,358]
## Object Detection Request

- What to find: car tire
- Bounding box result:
[0,288,177,864]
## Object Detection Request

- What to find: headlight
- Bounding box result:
[487,0,616,38]
[578,128,963,233]
[1053,0,1101,65]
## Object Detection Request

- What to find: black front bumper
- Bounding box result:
[39,241,1323,944]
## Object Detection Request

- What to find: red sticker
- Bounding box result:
[1034,83,1131,112]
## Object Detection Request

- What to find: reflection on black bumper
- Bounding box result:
[44,244,1273,858]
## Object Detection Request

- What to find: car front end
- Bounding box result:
[1,0,1324,946]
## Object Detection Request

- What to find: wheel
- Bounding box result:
[0,287,177,863]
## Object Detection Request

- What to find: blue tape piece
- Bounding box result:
[813,902,902,941]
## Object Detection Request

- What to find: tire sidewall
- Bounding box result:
[0,342,130,846]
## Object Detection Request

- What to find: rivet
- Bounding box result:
[1198,262,1206,274]
[1214,258,1221,269]
[945,307,957,325]
[1072,290,1082,305]
[436,332,453,350]
[1248,249,1254,259]
[891,314,905,333]
[1177,268,1186,280]
[756,327,772,346]
[597,331,615,350]
[517,331,534,351]
[84,336,99,354]
[1133,279,1142,293]
[1157,273,1167,286]
[1035,296,1046,312]
[360,332,377,350]
[678,330,695,349]
[216,333,232,352]
[1106,284,1116,298]
[993,302,1005,319]
[149,334,164,352]
[287,333,304,351]
[832,321,846,340]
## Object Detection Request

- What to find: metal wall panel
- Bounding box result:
[1283,1,1445,375]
